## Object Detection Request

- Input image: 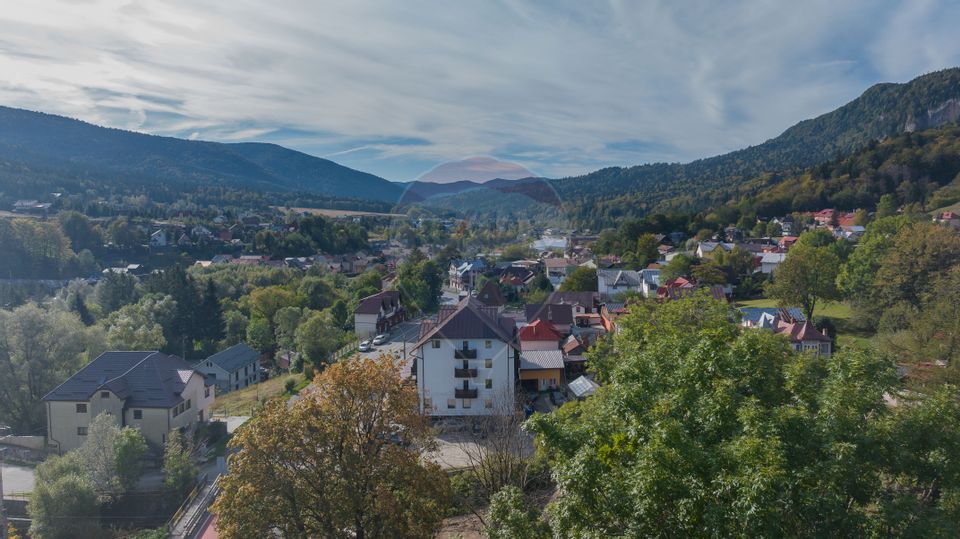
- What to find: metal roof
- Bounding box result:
[204,342,259,373]
[519,350,565,371]
[568,375,600,398]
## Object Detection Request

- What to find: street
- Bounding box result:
[356,317,423,366]
[1,462,35,495]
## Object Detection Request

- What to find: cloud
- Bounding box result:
[0,1,958,181]
[419,156,537,183]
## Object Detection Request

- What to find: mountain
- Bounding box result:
[394,180,484,201]
[421,68,960,227]
[0,106,405,202]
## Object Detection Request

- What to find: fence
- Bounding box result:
[331,337,361,362]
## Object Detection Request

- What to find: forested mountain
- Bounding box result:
[419,68,960,227]
[0,106,405,202]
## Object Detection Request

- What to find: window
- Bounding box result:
[76,403,87,413]
[204,387,210,398]
[432,340,440,349]
[462,399,471,409]
[187,399,192,410]
[485,340,492,349]
[484,399,493,409]
[485,359,493,369]
[447,399,456,409]
[133,410,142,420]
[485,379,492,389]
[77,427,88,436]
[100,391,110,399]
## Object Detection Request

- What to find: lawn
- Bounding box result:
[210,373,305,416]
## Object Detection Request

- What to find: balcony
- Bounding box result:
[455,388,478,399]
[454,349,477,360]
[454,367,478,378]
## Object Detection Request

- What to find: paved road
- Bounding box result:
[356,318,423,365]
[1,462,35,494]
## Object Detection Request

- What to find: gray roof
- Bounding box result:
[739,307,805,325]
[415,296,518,350]
[204,343,259,373]
[568,375,600,398]
[525,303,574,326]
[44,351,200,408]
[597,269,642,287]
[520,350,565,371]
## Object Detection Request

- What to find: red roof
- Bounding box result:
[519,320,562,342]
[663,277,694,289]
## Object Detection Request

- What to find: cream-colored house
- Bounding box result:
[43,351,214,453]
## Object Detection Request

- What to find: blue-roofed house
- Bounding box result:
[197,343,261,393]
[43,351,214,453]
[738,307,805,328]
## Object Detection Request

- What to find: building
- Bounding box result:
[739,308,831,357]
[475,280,506,312]
[696,241,735,260]
[597,269,642,300]
[449,259,486,292]
[413,297,519,416]
[43,351,213,453]
[543,258,577,288]
[197,343,261,393]
[758,252,787,274]
[354,290,404,338]
[518,320,564,392]
[519,319,562,351]
[150,229,167,248]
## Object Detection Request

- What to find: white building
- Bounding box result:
[149,229,167,247]
[354,291,404,338]
[597,269,642,300]
[196,342,261,393]
[43,351,213,453]
[758,252,787,274]
[413,297,519,416]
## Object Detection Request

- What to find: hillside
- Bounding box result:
[0,106,405,202]
[421,68,960,227]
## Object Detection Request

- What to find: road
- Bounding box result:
[356,318,423,367]
[1,462,35,494]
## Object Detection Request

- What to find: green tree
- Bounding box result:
[298,276,335,311]
[93,271,139,314]
[486,486,550,539]
[330,299,349,330]
[197,279,224,344]
[77,412,146,499]
[27,453,101,539]
[766,240,840,322]
[876,193,898,219]
[635,233,659,267]
[245,317,275,356]
[660,253,695,281]
[559,266,597,292]
[57,211,102,253]
[221,310,249,347]
[295,311,344,369]
[114,427,148,492]
[104,296,173,351]
[691,262,728,285]
[163,430,197,496]
[871,221,960,312]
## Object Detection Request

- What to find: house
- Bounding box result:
[448,259,486,292]
[413,297,519,416]
[354,290,404,338]
[935,211,960,230]
[758,252,787,274]
[813,209,836,226]
[640,268,661,298]
[779,236,799,250]
[837,225,866,240]
[12,199,52,214]
[177,233,193,247]
[196,343,261,393]
[738,307,805,328]
[475,280,506,312]
[597,269,642,300]
[543,258,577,288]
[525,303,575,335]
[519,320,563,351]
[656,277,696,300]
[772,216,795,235]
[149,229,167,248]
[543,291,601,313]
[43,351,214,453]
[191,226,213,240]
[696,242,735,260]
[518,350,565,392]
[740,308,831,357]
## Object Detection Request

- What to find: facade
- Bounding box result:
[475,280,506,313]
[759,252,787,274]
[149,229,167,247]
[197,342,261,393]
[413,297,519,416]
[597,269,642,300]
[518,320,564,392]
[354,290,404,338]
[448,259,486,292]
[543,258,576,288]
[43,351,213,453]
[696,241,735,260]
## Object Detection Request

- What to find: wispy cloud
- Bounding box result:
[0,1,958,181]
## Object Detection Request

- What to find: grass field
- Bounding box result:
[272,206,406,218]
[210,373,305,416]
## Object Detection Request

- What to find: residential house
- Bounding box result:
[413,297,519,416]
[518,350,565,392]
[475,280,506,312]
[543,258,577,288]
[196,343,261,393]
[149,229,167,248]
[740,308,831,357]
[640,268,661,298]
[772,216,795,235]
[449,259,486,292]
[519,320,562,351]
[177,233,193,247]
[758,252,787,274]
[696,242,735,260]
[525,303,575,335]
[354,290,404,338]
[597,269,642,300]
[43,351,214,453]
[656,277,696,301]
[738,307,806,328]
[935,211,960,230]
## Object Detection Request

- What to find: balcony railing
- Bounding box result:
[454,368,478,378]
[454,349,477,359]
[455,388,478,399]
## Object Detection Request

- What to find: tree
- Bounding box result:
[837,216,914,305]
[197,279,224,344]
[273,306,304,353]
[635,233,659,267]
[871,221,960,312]
[221,310,249,347]
[27,453,101,539]
[245,316,274,355]
[77,413,146,499]
[559,266,597,292]
[69,292,94,325]
[330,299,349,330]
[486,486,550,539]
[396,253,443,313]
[295,310,343,370]
[876,193,898,219]
[104,296,173,351]
[57,211,102,253]
[766,240,840,322]
[660,253,695,281]
[0,305,88,433]
[163,430,197,496]
[93,271,139,314]
[106,217,139,248]
[212,355,451,538]
[526,294,960,537]
[298,276,335,311]
[691,262,728,285]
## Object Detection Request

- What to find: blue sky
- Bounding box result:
[1,1,959,182]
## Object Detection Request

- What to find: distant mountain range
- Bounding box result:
[424,68,960,225]
[0,106,406,203]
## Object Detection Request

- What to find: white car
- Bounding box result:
[372,334,389,345]
[358,340,373,353]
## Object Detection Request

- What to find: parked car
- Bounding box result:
[372,334,389,345]
[550,391,567,406]
[359,340,373,352]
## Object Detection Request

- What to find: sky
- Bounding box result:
[1,1,959,183]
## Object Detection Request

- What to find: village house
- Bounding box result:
[43,351,214,453]
[543,257,578,288]
[597,269,642,300]
[149,229,167,248]
[517,320,565,392]
[196,343,261,393]
[935,211,960,230]
[475,280,506,313]
[448,259,486,292]
[354,290,404,338]
[696,241,735,260]
[739,307,832,357]
[758,252,787,274]
[413,297,519,416]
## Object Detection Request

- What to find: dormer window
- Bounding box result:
[100,391,110,399]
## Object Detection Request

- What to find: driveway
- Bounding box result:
[1,462,35,494]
